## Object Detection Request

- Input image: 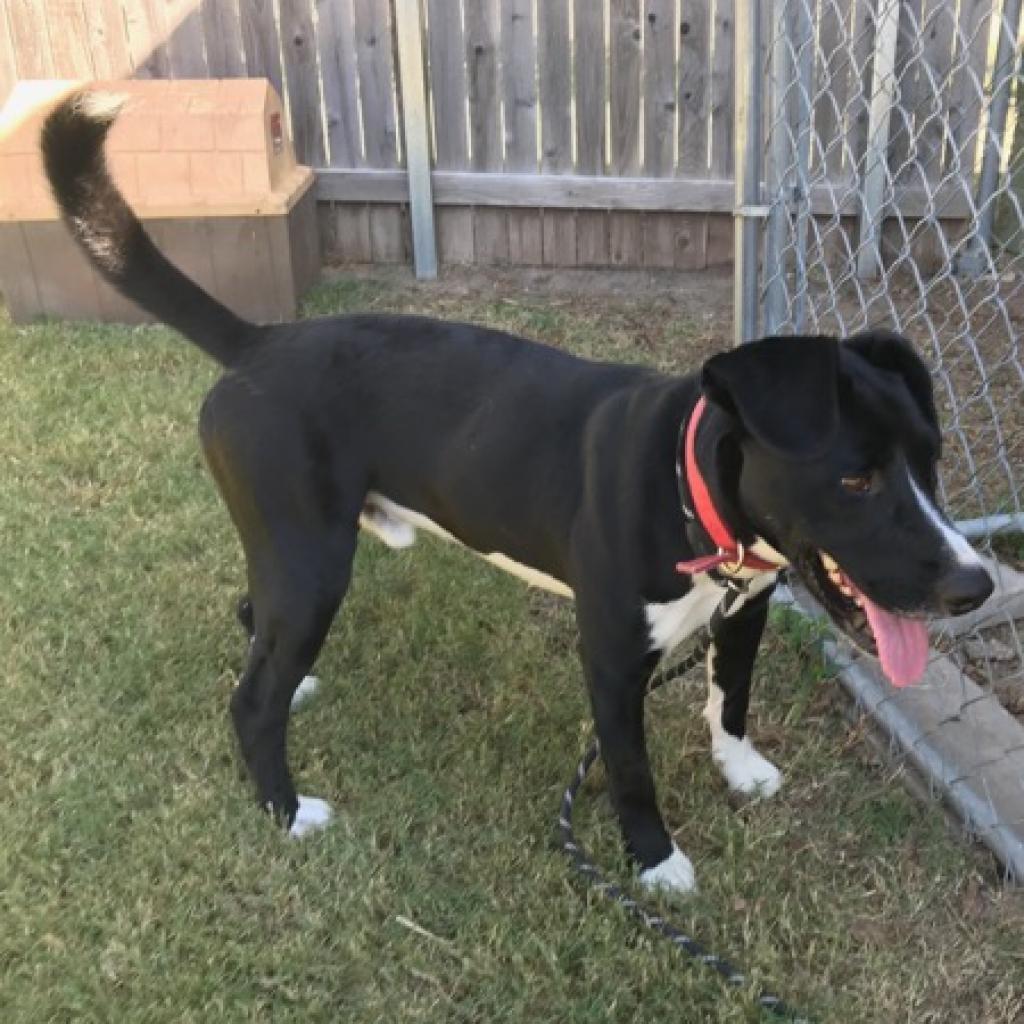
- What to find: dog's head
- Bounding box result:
[701,330,993,686]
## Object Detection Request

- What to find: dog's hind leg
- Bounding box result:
[231,527,356,836]
[236,594,320,711]
[703,586,782,798]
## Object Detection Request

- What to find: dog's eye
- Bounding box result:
[840,473,874,495]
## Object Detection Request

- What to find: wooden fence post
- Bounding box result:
[394,0,438,279]
[855,0,900,280]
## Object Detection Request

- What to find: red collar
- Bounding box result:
[675,396,785,577]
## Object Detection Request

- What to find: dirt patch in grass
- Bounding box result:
[2,272,1023,1023]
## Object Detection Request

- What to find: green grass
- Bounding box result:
[2,272,1022,1023]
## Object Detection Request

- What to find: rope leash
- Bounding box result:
[557,632,811,1023]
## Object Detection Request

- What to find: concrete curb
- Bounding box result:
[775,583,1024,882]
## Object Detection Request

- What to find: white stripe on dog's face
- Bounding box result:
[907,474,984,570]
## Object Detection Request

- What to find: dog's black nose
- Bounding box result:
[937,564,994,617]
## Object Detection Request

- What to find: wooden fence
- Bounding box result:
[0,0,994,271]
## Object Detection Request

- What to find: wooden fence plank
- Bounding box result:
[887,0,923,180]
[427,0,468,168]
[709,0,732,176]
[846,0,875,176]
[576,210,610,264]
[239,0,285,97]
[574,0,606,174]
[610,0,642,175]
[354,0,399,167]
[814,0,845,177]
[949,0,992,176]
[84,0,135,79]
[201,0,248,77]
[644,0,677,176]
[163,0,211,77]
[465,0,502,170]
[672,209,708,268]
[917,0,958,181]
[610,210,643,263]
[437,206,477,262]
[705,212,730,265]
[643,212,676,267]
[122,0,170,77]
[539,0,571,172]
[45,0,95,78]
[674,0,711,278]
[501,0,537,171]
[0,7,17,106]
[279,0,326,166]
[8,0,55,78]
[474,207,510,263]
[499,0,540,260]
[370,205,408,262]
[542,210,577,265]
[317,0,363,167]
[329,202,373,261]
[317,167,970,218]
[509,209,544,264]
[678,0,710,174]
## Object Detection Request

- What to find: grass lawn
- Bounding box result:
[1,269,1022,1023]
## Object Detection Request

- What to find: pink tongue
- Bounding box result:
[860,595,929,687]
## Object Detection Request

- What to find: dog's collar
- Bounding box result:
[675,395,788,577]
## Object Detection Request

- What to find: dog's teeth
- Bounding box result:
[820,552,840,574]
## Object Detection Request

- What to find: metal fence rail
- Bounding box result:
[738,0,1024,876]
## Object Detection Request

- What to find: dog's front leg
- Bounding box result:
[577,605,697,895]
[703,585,782,797]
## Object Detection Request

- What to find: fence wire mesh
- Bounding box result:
[755,0,1024,875]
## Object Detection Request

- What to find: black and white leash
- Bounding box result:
[557,629,811,1023]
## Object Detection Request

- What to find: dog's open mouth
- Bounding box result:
[800,551,929,688]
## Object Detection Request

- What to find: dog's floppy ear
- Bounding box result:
[843,329,938,433]
[701,335,840,460]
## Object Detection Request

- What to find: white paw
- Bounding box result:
[290,675,320,711]
[638,844,697,895]
[712,735,782,797]
[288,795,334,838]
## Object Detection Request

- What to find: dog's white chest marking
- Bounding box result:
[644,577,725,654]
[644,569,778,655]
[360,492,574,598]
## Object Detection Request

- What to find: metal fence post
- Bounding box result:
[956,0,1024,277]
[855,0,900,280]
[394,0,438,279]
[790,0,814,330]
[764,0,793,335]
[734,0,765,345]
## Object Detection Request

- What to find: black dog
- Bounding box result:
[42,93,992,893]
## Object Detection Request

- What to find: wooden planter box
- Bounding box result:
[0,79,320,325]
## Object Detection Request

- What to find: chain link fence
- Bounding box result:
[738,0,1024,876]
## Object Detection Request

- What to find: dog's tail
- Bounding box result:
[40,91,255,366]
